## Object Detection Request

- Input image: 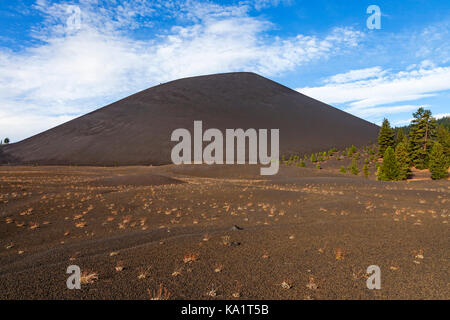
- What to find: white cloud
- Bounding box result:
[0,0,363,142]
[348,105,424,118]
[325,66,386,84]
[388,111,448,127]
[0,111,76,142]
[391,118,414,127]
[249,0,293,11]
[434,113,450,119]
[298,65,450,110]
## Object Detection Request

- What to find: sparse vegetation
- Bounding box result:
[0,157,448,299]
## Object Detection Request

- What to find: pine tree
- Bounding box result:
[350,158,359,175]
[297,160,306,167]
[362,164,369,178]
[396,129,408,146]
[310,154,316,163]
[340,165,346,173]
[328,148,336,156]
[407,108,437,169]
[375,165,382,179]
[429,142,448,180]
[346,148,351,157]
[436,125,450,165]
[395,142,410,180]
[378,146,399,181]
[378,119,395,157]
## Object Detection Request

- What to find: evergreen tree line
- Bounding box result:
[377,108,449,180]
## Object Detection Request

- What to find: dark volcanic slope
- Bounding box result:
[1,72,379,165]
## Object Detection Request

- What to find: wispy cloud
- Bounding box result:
[349,105,425,119]
[434,113,450,120]
[298,64,450,110]
[392,112,449,127]
[325,67,386,84]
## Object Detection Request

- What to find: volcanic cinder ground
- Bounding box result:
[0,162,448,299]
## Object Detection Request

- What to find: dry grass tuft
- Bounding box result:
[232,281,242,298]
[29,222,39,230]
[148,284,171,300]
[183,252,199,264]
[335,248,345,260]
[202,233,211,242]
[75,221,87,228]
[306,276,318,290]
[205,286,218,297]
[137,266,151,279]
[80,271,98,284]
[221,235,231,246]
[281,280,292,289]
[115,261,125,272]
[214,263,223,273]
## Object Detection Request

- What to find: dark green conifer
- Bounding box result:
[429,142,448,180]
[395,142,410,180]
[378,147,399,181]
[407,108,437,169]
[378,119,395,157]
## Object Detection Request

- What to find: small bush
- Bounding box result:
[350,159,359,175]
[362,164,369,178]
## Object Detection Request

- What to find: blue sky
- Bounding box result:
[0,0,449,142]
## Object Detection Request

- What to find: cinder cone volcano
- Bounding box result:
[0,72,378,165]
